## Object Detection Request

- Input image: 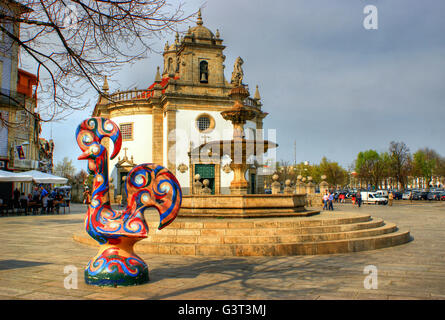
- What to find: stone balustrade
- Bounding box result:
[108,89,152,103]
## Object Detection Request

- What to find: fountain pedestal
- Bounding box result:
[229,162,249,195]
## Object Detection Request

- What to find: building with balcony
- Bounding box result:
[0,1,54,201]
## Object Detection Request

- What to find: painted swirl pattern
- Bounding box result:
[76,117,182,286]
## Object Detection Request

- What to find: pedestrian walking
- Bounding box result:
[83,188,91,205]
[328,192,334,211]
[322,192,328,210]
[388,192,394,206]
[356,191,362,208]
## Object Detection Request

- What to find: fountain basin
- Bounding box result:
[179,194,319,218]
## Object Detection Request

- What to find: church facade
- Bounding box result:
[92,11,268,196]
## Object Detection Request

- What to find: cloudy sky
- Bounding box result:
[39,0,445,171]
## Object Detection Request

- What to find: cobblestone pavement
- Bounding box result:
[0,200,444,300]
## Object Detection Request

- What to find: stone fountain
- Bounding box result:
[179,85,318,218]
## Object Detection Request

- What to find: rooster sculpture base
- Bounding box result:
[76,117,182,287]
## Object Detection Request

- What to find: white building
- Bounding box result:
[92,11,270,196]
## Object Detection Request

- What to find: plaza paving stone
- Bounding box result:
[0,200,444,300]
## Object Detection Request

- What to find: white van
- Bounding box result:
[375,190,389,198]
[361,192,388,205]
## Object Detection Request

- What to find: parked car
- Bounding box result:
[440,192,445,201]
[412,191,428,200]
[402,192,411,200]
[392,191,403,200]
[264,188,272,194]
[427,191,442,201]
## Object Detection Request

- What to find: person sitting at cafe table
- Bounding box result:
[32,186,40,201]
[54,192,64,214]
[47,189,57,214]
[41,191,49,214]
[19,193,28,214]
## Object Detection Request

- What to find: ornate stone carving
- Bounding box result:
[178,163,188,173]
[231,56,244,86]
[222,164,232,173]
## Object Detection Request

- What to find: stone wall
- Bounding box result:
[306,193,323,208]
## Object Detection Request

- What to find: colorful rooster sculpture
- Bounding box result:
[76,117,182,286]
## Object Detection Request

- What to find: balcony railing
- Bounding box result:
[13,159,39,170]
[105,89,261,109]
[107,89,152,103]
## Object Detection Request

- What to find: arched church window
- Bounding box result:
[199,60,209,83]
[167,58,173,74]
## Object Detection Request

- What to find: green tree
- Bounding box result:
[318,157,348,187]
[355,150,388,190]
[412,148,439,190]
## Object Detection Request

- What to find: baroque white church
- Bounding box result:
[92,10,269,196]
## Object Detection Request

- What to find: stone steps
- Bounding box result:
[144,222,396,244]
[146,218,384,237]
[73,212,412,256]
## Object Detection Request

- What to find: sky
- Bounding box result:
[37,0,445,172]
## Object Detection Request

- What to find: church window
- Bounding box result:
[197,115,210,132]
[120,123,133,141]
[199,60,209,83]
[167,57,173,74]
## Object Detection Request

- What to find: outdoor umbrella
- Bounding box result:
[0,170,33,182]
[20,170,68,184]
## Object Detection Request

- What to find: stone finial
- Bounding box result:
[284,179,293,194]
[202,179,212,194]
[254,85,261,101]
[197,8,203,26]
[102,76,109,92]
[193,174,203,195]
[187,26,192,35]
[164,41,169,51]
[175,31,180,44]
[155,66,161,82]
[215,29,220,38]
[271,173,281,194]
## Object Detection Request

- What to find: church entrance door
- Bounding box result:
[195,164,215,194]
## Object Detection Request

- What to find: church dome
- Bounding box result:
[190,25,214,39]
[189,9,214,39]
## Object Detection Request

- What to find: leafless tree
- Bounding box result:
[388,141,411,189]
[0,0,193,126]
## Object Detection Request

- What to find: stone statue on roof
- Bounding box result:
[231,56,244,86]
